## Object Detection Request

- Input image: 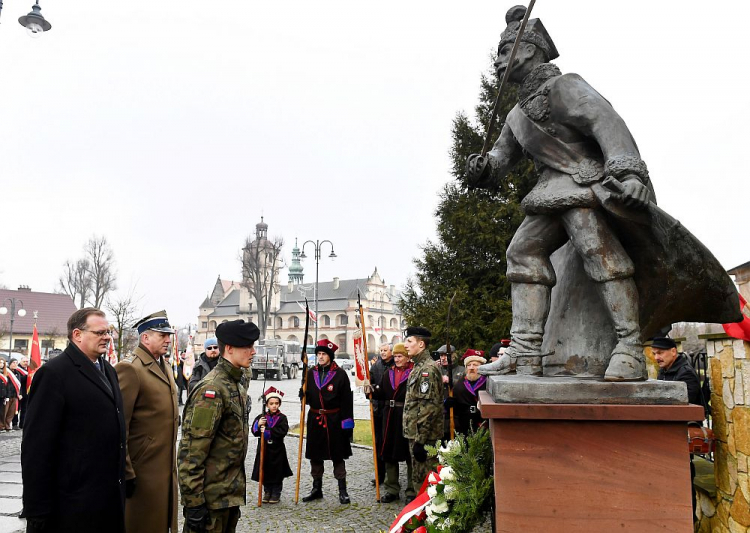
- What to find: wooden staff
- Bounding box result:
[358,290,380,502]
[294,299,311,504]
[446,292,457,440]
[257,347,271,507]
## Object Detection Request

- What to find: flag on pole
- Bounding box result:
[296,301,317,323]
[107,337,117,366]
[353,329,368,381]
[28,323,42,391]
[723,293,750,342]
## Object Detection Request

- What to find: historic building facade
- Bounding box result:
[194,220,403,356]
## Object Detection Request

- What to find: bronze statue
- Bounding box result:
[468,6,740,381]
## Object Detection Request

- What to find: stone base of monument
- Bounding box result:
[478,376,705,533]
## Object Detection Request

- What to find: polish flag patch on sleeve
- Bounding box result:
[204,390,216,399]
[421,372,429,377]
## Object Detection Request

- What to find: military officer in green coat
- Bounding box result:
[178,319,259,533]
[402,326,443,490]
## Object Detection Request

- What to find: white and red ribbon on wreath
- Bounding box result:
[389,465,444,533]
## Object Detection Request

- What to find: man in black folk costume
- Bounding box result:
[301,340,354,505]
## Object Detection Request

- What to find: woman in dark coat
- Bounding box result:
[251,387,292,504]
[3,360,21,432]
[302,340,354,504]
[374,343,414,503]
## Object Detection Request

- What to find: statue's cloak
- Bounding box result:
[503,101,741,376]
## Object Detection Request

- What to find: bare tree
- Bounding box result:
[85,236,117,308]
[107,290,140,361]
[240,233,284,340]
[59,258,92,308]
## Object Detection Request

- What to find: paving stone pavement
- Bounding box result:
[0,431,27,533]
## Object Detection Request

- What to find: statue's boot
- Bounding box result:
[600,278,647,382]
[480,283,553,376]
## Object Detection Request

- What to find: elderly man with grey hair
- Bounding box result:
[367,343,393,487]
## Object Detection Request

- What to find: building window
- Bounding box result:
[202,322,208,329]
[41,339,55,354]
[275,316,283,329]
[337,314,348,326]
[390,318,398,328]
[291,316,300,328]
[322,315,330,326]
[209,320,217,330]
[13,339,28,353]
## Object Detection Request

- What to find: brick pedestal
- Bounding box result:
[479,392,704,532]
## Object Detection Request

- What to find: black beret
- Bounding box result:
[650,337,677,350]
[489,342,503,358]
[404,326,431,339]
[216,320,260,348]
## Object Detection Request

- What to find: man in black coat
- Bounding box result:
[188,337,220,393]
[21,308,127,533]
[653,336,703,522]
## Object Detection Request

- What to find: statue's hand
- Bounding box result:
[465,154,491,189]
[618,175,650,209]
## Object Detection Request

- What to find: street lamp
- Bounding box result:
[0,298,27,355]
[0,0,52,37]
[299,239,336,342]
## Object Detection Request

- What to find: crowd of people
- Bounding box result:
[0,355,29,431]
[17,307,504,533]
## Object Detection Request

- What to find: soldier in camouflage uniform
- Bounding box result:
[402,326,443,491]
[178,319,260,533]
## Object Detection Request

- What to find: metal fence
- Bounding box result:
[688,351,713,462]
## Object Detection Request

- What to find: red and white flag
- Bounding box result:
[107,337,117,365]
[723,293,750,342]
[353,330,368,381]
[296,301,317,323]
[28,323,42,391]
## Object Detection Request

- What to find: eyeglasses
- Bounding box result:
[80,328,112,338]
[206,346,219,350]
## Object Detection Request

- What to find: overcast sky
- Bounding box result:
[0,1,748,328]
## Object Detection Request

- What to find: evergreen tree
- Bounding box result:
[400,61,537,352]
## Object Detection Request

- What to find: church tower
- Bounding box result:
[288,238,304,284]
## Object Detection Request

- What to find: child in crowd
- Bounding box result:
[251,386,293,503]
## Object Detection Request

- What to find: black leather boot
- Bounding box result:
[302,478,323,502]
[338,478,350,504]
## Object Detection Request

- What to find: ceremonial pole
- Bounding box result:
[445,292,457,441]
[358,290,380,502]
[257,344,270,507]
[294,300,311,504]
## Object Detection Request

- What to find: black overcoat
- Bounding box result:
[376,365,412,462]
[304,363,353,462]
[453,376,488,436]
[250,411,293,484]
[21,343,127,533]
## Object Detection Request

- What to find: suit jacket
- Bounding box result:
[21,343,126,533]
[116,345,179,532]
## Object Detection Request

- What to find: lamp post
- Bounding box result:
[0,298,27,355]
[299,239,336,342]
[0,0,52,37]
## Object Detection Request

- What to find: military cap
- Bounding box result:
[216,319,260,347]
[315,339,338,359]
[650,337,677,350]
[463,349,487,366]
[392,343,407,356]
[404,326,431,340]
[134,311,174,335]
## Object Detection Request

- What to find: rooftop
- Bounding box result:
[0,287,77,336]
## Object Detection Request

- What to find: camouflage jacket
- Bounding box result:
[403,349,444,444]
[178,357,249,510]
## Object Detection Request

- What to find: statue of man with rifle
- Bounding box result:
[468,4,740,380]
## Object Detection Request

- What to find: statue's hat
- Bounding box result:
[498,5,558,61]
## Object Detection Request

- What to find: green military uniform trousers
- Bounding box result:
[183,507,240,533]
[384,460,415,498]
[408,438,437,491]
